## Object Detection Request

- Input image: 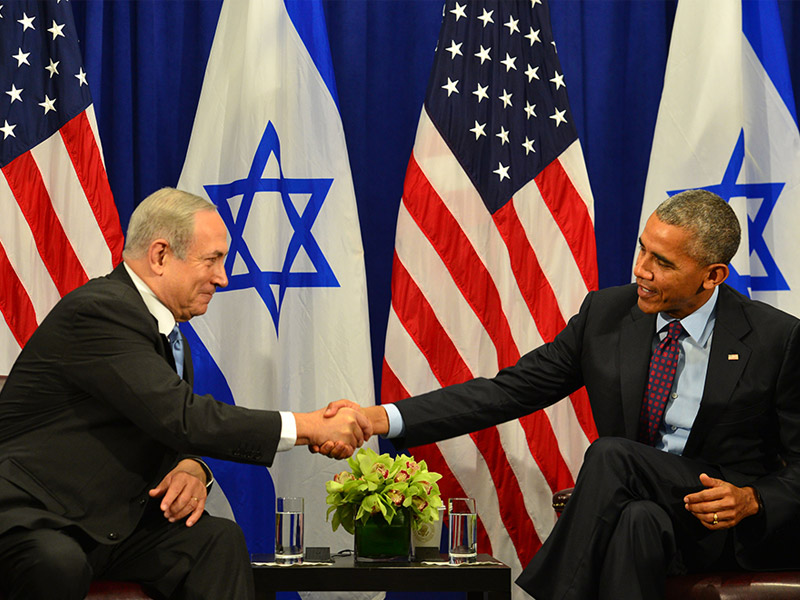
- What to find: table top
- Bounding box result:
[252,553,511,593]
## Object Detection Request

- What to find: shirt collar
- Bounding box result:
[123,262,177,336]
[656,285,719,345]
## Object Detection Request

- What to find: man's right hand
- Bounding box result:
[310,401,389,457]
[293,405,373,459]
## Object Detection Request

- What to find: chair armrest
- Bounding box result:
[552,487,574,515]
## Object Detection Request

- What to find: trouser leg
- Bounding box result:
[516,437,729,600]
[0,528,92,600]
[92,505,255,600]
[598,500,676,600]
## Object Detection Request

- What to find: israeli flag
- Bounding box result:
[177,0,375,560]
[639,0,800,316]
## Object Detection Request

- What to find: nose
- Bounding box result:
[633,251,651,281]
[213,261,228,289]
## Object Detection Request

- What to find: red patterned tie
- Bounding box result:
[638,320,684,446]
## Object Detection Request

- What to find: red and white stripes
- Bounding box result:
[382,107,598,585]
[0,106,122,373]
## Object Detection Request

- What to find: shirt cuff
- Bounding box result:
[383,403,406,438]
[277,411,297,452]
[193,458,215,491]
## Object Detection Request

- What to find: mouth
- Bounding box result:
[637,282,657,299]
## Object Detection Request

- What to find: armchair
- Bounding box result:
[552,488,800,599]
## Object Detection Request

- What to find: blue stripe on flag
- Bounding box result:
[284,0,340,108]
[181,323,277,554]
[742,0,797,125]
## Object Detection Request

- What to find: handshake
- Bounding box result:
[294,400,389,459]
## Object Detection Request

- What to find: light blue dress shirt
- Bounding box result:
[383,287,720,455]
[654,286,718,455]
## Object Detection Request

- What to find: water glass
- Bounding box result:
[275,496,304,564]
[448,497,477,564]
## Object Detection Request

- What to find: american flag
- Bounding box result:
[381,0,598,589]
[0,0,122,375]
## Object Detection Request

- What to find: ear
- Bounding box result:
[703,263,729,289]
[147,239,170,276]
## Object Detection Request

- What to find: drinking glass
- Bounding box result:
[448,497,477,564]
[275,496,304,564]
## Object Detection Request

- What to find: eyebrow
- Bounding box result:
[639,237,677,268]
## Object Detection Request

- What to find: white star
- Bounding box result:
[499,89,513,108]
[550,107,567,127]
[45,58,60,78]
[496,126,510,145]
[501,53,517,72]
[470,120,486,140]
[0,5,4,19]
[6,84,22,103]
[75,67,88,86]
[39,94,56,114]
[17,12,35,31]
[494,162,510,181]
[473,83,489,103]
[478,8,494,27]
[525,27,541,46]
[450,2,467,21]
[475,45,491,64]
[522,137,536,155]
[48,20,65,40]
[13,48,30,67]
[0,120,16,139]
[524,101,537,119]
[550,71,566,90]
[504,15,520,35]
[525,64,539,82]
[446,40,463,59]
[531,0,543,6]
[442,77,459,97]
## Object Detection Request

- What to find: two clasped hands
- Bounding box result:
[297,399,386,459]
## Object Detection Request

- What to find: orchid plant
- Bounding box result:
[325,447,443,534]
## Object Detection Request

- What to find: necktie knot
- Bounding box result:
[665,320,684,341]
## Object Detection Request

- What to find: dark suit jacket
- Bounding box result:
[393,283,800,569]
[0,264,282,545]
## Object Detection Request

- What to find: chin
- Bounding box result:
[637,298,661,314]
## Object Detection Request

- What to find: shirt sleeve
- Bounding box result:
[277,411,297,451]
[383,403,406,438]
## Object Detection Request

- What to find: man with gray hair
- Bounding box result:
[0,188,372,600]
[328,189,800,598]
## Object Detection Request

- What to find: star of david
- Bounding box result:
[669,129,788,295]
[204,121,339,334]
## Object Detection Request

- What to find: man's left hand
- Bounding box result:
[683,473,760,529]
[149,459,208,527]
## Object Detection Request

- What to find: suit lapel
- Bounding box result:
[683,285,751,457]
[620,304,657,439]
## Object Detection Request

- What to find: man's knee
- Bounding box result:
[582,437,637,473]
[0,529,91,600]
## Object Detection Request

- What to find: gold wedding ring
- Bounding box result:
[712,513,718,525]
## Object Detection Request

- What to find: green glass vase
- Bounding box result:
[354,509,411,562]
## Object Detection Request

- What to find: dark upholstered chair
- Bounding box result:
[0,581,151,600]
[553,487,800,599]
[83,582,152,599]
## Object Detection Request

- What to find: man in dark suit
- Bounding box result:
[326,189,800,598]
[0,188,372,600]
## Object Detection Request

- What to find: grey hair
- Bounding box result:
[655,189,741,265]
[123,188,217,260]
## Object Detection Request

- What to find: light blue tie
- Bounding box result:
[167,324,184,379]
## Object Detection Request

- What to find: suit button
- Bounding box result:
[107,532,119,541]
[139,497,147,506]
